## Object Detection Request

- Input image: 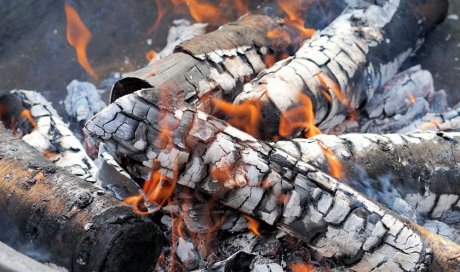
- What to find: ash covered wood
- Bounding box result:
[0,90,98,183]
[0,125,162,272]
[234,0,448,139]
[109,14,293,107]
[85,99,460,271]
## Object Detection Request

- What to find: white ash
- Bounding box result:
[149,19,207,64]
[176,238,200,270]
[64,80,106,123]
[13,90,98,183]
[95,143,139,199]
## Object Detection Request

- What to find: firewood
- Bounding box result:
[0,125,162,272]
[109,14,293,107]
[273,131,460,225]
[85,98,460,271]
[0,90,98,183]
[0,241,61,272]
[234,0,448,139]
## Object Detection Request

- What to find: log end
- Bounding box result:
[77,207,163,272]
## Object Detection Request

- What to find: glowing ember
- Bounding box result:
[176,216,184,238]
[317,140,343,179]
[289,263,317,272]
[279,93,321,138]
[277,0,316,38]
[145,50,158,62]
[408,92,416,105]
[211,98,260,137]
[43,151,58,159]
[20,109,37,129]
[64,2,98,80]
[244,215,260,236]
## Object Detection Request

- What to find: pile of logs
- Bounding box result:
[1,0,460,271]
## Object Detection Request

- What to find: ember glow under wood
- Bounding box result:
[0,125,162,272]
[85,99,460,271]
[234,0,448,139]
[109,14,293,106]
[0,90,98,183]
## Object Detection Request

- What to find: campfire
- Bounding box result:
[1,0,460,271]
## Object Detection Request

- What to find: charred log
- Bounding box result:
[109,14,293,108]
[85,97,460,271]
[0,125,162,272]
[234,0,448,139]
[273,132,460,225]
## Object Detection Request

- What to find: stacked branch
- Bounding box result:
[85,96,460,271]
[233,0,448,139]
[0,125,162,272]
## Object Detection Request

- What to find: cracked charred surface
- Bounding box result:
[234,0,448,139]
[0,90,98,183]
[109,15,293,108]
[0,125,162,272]
[273,132,460,227]
[85,97,460,271]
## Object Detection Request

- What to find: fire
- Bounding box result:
[43,151,58,159]
[408,92,416,105]
[244,215,260,236]
[145,50,158,62]
[279,92,321,138]
[176,216,184,238]
[146,0,167,35]
[419,120,441,130]
[290,263,317,272]
[316,73,348,107]
[20,109,37,129]
[277,0,316,39]
[211,98,260,137]
[317,140,343,179]
[64,2,98,80]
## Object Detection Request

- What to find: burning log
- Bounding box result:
[85,98,460,271]
[273,131,460,225]
[0,90,98,183]
[109,14,293,107]
[0,124,162,272]
[233,0,448,139]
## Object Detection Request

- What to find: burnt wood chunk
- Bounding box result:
[110,14,293,107]
[234,0,448,139]
[0,125,162,272]
[85,98,460,271]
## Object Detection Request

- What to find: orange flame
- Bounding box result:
[20,109,37,129]
[279,93,321,138]
[317,140,343,179]
[211,98,260,137]
[146,0,168,35]
[176,217,184,238]
[145,50,158,62]
[408,92,416,105]
[316,74,348,107]
[419,120,441,130]
[278,0,316,39]
[290,263,317,272]
[244,215,260,236]
[64,2,98,80]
